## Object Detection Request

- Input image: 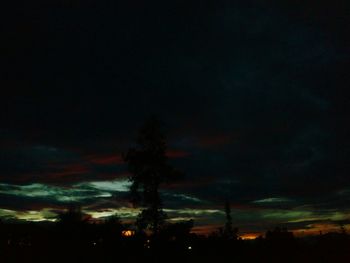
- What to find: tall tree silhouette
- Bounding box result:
[123,117,183,235]
[223,200,238,240]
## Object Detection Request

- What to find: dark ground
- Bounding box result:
[1,222,350,263]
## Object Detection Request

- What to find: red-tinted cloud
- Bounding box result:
[37,163,92,184]
[47,163,89,178]
[87,154,124,165]
[166,149,191,158]
[198,134,234,147]
[191,224,222,235]
[85,150,190,166]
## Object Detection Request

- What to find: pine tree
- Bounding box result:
[123,117,183,235]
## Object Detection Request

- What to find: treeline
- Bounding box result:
[0,213,349,263]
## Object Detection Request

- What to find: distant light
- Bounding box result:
[241,233,259,240]
[122,230,135,237]
[188,246,192,250]
[93,242,97,246]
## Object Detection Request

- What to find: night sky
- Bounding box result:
[1,0,349,238]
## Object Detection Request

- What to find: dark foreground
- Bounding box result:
[1,224,350,263]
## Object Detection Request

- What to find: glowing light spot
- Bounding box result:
[241,233,260,240]
[122,230,135,237]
